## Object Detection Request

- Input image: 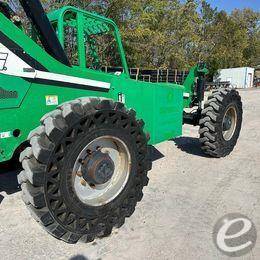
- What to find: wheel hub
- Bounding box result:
[222,105,237,141]
[223,116,232,131]
[82,150,115,185]
[73,136,131,206]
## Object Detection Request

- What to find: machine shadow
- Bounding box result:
[172,136,210,158]
[70,255,89,260]
[149,146,165,162]
[0,160,21,201]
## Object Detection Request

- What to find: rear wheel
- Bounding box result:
[18,98,151,243]
[199,88,243,157]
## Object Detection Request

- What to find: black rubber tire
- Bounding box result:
[199,88,243,157]
[18,97,151,243]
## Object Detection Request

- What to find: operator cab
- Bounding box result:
[48,7,129,76]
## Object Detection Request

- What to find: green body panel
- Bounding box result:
[0,6,200,163]
[0,73,183,162]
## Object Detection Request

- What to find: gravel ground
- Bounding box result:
[0,89,259,260]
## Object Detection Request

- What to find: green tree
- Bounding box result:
[231,8,260,67]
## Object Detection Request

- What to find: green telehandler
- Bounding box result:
[0,0,242,243]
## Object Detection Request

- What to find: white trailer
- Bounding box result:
[214,67,255,89]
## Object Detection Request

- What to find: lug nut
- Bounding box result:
[102,149,110,154]
[80,179,87,186]
[76,171,83,177]
[78,159,84,164]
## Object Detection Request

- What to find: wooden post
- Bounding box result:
[174,69,177,83]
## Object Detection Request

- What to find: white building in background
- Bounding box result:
[214,67,255,89]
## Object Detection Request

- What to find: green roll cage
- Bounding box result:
[48,6,130,76]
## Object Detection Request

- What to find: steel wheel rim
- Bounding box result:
[222,105,237,141]
[72,136,131,207]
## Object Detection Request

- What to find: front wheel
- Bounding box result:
[18,98,151,243]
[199,88,243,157]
